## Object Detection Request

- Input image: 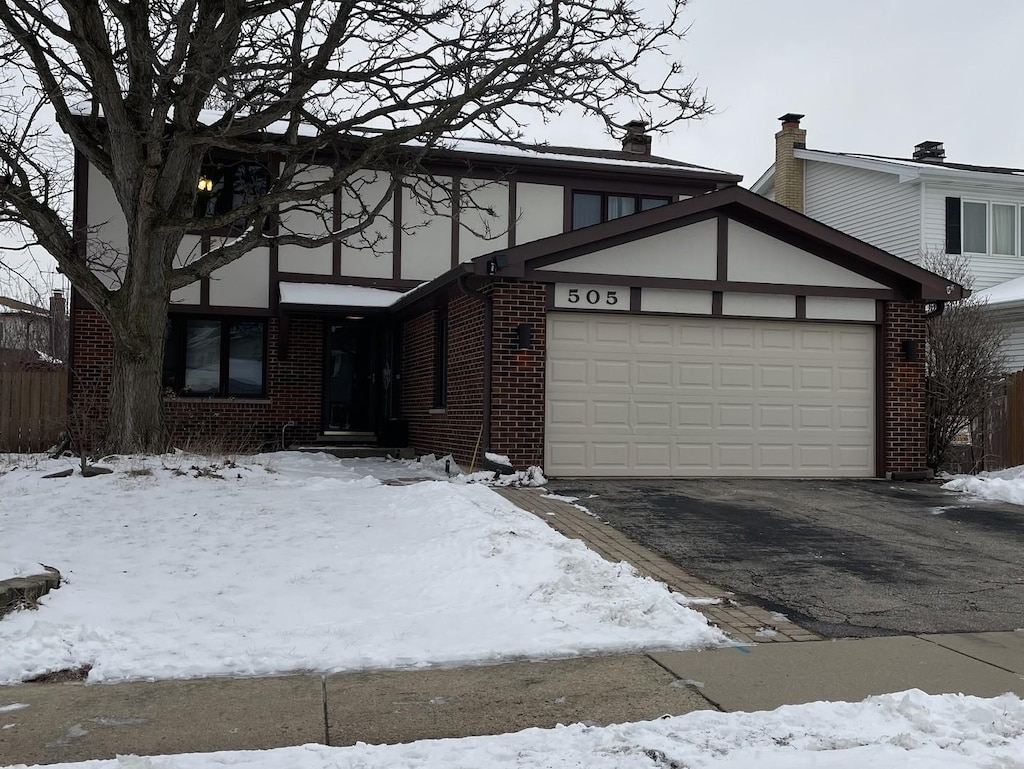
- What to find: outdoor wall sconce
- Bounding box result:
[517,323,533,349]
[902,340,919,362]
[487,253,509,275]
[197,176,214,193]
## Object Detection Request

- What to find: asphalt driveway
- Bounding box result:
[544,478,1024,638]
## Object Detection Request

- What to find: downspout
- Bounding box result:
[458,274,492,457]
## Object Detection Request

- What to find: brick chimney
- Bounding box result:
[621,120,652,156]
[774,113,806,212]
[49,288,68,362]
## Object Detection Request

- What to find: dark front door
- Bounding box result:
[325,323,376,434]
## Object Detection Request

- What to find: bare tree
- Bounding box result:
[0,0,711,452]
[922,251,1006,471]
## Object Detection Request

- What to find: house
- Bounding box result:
[71,124,961,477]
[0,290,68,369]
[752,113,1024,369]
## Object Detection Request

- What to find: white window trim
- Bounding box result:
[961,198,1024,258]
[962,199,990,256]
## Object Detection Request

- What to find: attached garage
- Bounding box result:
[546,314,874,477]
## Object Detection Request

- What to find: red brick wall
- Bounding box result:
[70,306,323,451]
[401,294,486,466]
[882,300,927,476]
[489,281,546,468]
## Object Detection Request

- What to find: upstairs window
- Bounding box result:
[947,196,1024,256]
[571,191,670,230]
[196,162,270,222]
[163,317,266,397]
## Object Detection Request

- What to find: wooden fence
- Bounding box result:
[1002,370,1024,468]
[0,369,68,452]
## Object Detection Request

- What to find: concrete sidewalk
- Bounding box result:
[3,632,1024,766]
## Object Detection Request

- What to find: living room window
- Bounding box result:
[571,191,670,229]
[163,317,266,397]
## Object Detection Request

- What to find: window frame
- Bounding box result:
[961,199,989,255]
[194,157,274,234]
[570,190,671,230]
[163,315,268,398]
[955,198,1024,258]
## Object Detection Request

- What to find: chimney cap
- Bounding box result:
[624,119,648,133]
[913,140,945,161]
[621,119,652,155]
[778,113,805,125]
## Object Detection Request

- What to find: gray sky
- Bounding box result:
[544,0,1024,183]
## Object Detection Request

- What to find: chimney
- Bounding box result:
[774,113,806,212]
[621,120,652,156]
[49,288,68,362]
[913,140,945,162]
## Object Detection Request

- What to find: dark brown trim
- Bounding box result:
[522,271,899,299]
[562,186,572,233]
[451,175,461,269]
[711,291,723,316]
[875,321,886,478]
[716,214,728,281]
[277,313,290,360]
[508,180,518,248]
[332,188,342,276]
[629,286,641,312]
[199,235,211,307]
[168,304,274,317]
[795,295,806,319]
[275,273,422,290]
[392,180,403,280]
[876,300,884,324]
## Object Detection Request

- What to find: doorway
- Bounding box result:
[324,323,376,434]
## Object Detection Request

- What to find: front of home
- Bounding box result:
[71,128,960,477]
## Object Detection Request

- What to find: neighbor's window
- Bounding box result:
[164,317,266,397]
[433,310,448,409]
[962,201,988,253]
[992,203,1017,256]
[571,191,670,229]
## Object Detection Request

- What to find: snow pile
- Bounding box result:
[484,452,512,466]
[941,464,1024,505]
[0,452,725,683]
[9,690,1024,769]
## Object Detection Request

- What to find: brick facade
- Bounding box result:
[70,306,323,451]
[401,294,486,465]
[882,300,928,476]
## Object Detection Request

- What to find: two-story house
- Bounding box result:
[72,124,961,478]
[752,114,1024,369]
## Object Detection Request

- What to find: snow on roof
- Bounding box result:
[975,275,1024,307]
[278,282,409,308]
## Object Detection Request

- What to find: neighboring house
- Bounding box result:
[752,113,1024,369]
[0,291,68,369]
[72,124,961,478]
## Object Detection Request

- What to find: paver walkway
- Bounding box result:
[496,487,819,644]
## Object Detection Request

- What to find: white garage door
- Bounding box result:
[545,313,875,477]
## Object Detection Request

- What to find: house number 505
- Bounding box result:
[567,288,618,306]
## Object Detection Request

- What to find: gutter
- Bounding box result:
[457,274,493,458]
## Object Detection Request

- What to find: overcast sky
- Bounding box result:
[543,0,1024,183]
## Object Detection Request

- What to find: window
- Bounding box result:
[163,317,266,397]
[433,310,448,409]
[993,204,1016,255]
[962,201,987,253]
[947,196,1024,256]
[571,191,670,229]
[196,161,270,222]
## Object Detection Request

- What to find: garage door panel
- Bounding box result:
[546,314,874,477]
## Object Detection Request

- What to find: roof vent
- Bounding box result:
[913,141,945,162]
[622,120,652,156]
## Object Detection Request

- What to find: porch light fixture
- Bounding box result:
[517,323,533,349]
[902,340,919,362]
[487,253,509,275]
[197,176,214,193]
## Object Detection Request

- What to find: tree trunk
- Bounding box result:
[106,296,170,453]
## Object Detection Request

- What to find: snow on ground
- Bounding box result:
[0,452,725,684]
[5,690,1023,769]
[941,464,1024,505]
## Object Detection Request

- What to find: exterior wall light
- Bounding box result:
[197,176,214,193]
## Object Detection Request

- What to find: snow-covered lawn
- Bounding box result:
[0,452,725,684]
[942,464,1024,505]
[5,690,1023,769]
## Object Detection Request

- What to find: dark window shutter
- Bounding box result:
[945,196,962,254]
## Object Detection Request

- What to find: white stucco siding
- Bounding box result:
[721,293,795,318]
[401,176,454,281]
[514,183,564,245]
[804,160,920,261]
[641,289,713,315]
[278,165,334,275]
[459,179,510,262]
[170,231,201,304]
[805,297,877,322]
[922,182,1024,290]
[86,167,129,288]
[542,219,717,280]
[339,171,394,279]
[727,221,887,289]
[208,247,270,308]
[170,282,201,305]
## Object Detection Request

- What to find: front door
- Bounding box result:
[324,323,376,434]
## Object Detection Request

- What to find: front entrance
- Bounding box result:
[324,323,377,435]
